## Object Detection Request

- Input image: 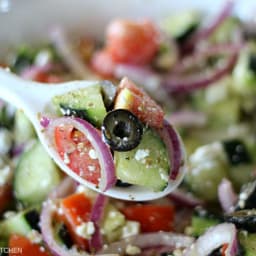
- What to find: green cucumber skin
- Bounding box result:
[53,85,107,127]
[115,128,169,192]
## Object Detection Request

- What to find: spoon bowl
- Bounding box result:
[0,68,185,201]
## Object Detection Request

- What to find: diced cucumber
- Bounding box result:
[161,10,201,42]
[14,140,61,206]
[239,231,256,256]
[187,215,220,237]
[232,43,256,96]
[115,128,170,192]
[52,85,107,127]
[0,208,39,239]
[13,110,36,146]
[102,204,126,243]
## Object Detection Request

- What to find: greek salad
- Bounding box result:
[0,0,256,255]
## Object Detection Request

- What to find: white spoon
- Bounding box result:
[0,68,185,201]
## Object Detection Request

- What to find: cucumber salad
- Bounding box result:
[1,0,256,255]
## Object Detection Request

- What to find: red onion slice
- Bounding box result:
[218,178,238,214]
[183,0,234,52]
[99,232,194,254]
[184,223,238,256]
[162,52,237,93]
[158,119,185,181]
[49,26,92,79]
[44,117,116,192]
[168,188,203,208]
[166,111,207,128]
[89,194,108,252]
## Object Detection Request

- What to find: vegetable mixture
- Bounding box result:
[0,0,256,255]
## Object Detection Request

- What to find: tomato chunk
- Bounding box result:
[58,192,92,250]
[54,124,101,185]
[115,77,164,128]
[122,204,175,232]
[106,19,159,64]
[9,234,49,256]
[90,49,117,78]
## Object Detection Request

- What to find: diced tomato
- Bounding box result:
[221,243,229,256]
[90,49,117,78]
[121,204,175,232]
[54,124,101,185]
[9,234,50,256]
[115,77,164,128]
[25,70,62,83]
[106,19,159,65]
[58,193,92,250]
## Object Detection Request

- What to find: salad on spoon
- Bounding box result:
[0,68,185,201]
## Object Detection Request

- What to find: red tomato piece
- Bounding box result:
[115,77,164,128]
[106,19,159,64]
[9,234,50,256]
[90,49,117,78]
[122,204,175,233]
[54,124,101,185]
[58,193,92,250]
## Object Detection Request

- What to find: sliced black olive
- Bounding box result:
[24,209,40,232]
[235,180,256,210]
[115,179,132,187]
[222,139,252,166]
[249,54,256,74]
[102,109,143,151]
[57,223,73,249]
[100,80,117,109]
[224,209,256,232]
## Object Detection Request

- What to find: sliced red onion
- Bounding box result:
[20,64,52,80]
[218,178,238,214]
[49,26,92,79]
[184,223,238,256]
[40,116,50,128]
[45,117,116,191]
[183,0,234,52]
[158,119,185,180]
[99,232,194,254]
[89,194,108,252]
[162,52,237,93]
[168,188,203,208]
[167,111,207,128]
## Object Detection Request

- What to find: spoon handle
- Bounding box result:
[0,68,50,115]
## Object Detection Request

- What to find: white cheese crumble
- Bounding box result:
[134,149,149,162]
[89,149,98,159]
[122,221,140,238]
[125,244,141,255]
[76,222,95,239]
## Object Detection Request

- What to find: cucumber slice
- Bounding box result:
[14,140,61,206]
[0,208,39,239]
[14,109,36,146]
[52,85,107,127]
[161,10,201,42]
[115,128,170,191]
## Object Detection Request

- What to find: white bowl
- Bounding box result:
[0,0,254,57]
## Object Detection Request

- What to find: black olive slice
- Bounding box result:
[115,179,132,187]
[222,139,252,166]
[224,209,256,232]
[102,109,143,151]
